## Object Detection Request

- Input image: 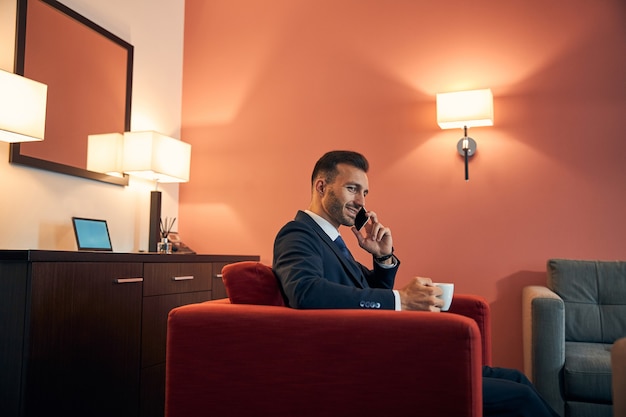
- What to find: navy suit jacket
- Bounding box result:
[273,210,399,309]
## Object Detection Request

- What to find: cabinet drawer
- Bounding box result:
[141,291,210,368]
[143,263,212,296]
[212,262,229,299]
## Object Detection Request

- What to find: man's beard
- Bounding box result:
[326,189,355,227]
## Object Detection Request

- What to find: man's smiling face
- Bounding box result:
[318,163,369,229]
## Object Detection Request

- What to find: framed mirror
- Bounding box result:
[9,0,133,186]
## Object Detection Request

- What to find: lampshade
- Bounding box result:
[87,133,125,176]
[122,131,191,183]
[0,69,48,143]
[436,88,493,129]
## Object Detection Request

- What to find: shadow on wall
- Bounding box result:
[490,269,546,370]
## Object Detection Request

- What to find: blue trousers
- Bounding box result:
[482,366,559,417]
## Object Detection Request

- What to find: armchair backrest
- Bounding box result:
[547,259,626,343]
[221,261,286,306]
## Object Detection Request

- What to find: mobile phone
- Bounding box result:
[354,207,368,231]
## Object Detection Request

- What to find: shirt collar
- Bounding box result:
[304,210,340,241]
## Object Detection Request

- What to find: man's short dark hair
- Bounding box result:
[311,150,369,185]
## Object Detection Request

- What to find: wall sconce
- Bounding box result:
[436,88,494,181]
[87,130,191,252]
[0,69,48,143]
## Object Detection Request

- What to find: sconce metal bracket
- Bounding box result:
[456,137,477,157]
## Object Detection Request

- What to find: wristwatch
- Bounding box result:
[374,247,394,263]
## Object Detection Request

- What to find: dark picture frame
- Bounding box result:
[9,0,133,186]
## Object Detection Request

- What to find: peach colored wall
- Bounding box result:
[179,0,626,370]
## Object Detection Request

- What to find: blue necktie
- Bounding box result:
[334,236,353,260]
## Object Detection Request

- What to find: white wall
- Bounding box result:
[0,0,185,252]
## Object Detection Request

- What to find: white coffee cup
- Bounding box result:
[434,283,454,311]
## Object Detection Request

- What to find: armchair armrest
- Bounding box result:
[166,303,484,417]
[448,294,492,366]
[613,337,626,417]
[522,285,565,416]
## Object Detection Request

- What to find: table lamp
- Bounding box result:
[122,131,191,252]
[86,130,191,251]
[0,69,47,143]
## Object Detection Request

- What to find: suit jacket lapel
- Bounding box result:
[295,211,368,288]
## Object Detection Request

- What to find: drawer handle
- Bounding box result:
[115,277,144,284]
[216,274,223,279]
[172,275,194,281]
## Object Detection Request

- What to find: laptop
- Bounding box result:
[72,217,113,251]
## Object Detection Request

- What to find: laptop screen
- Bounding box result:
[72,217,113,251]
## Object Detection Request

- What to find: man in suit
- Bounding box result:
[273,150,559,417]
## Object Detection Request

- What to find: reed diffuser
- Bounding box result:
[157,217,176,254]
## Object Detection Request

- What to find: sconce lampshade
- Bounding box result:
[0,69,48,143]
[436,88,493,129]
[87,133,125,176]
[122,131,191,183]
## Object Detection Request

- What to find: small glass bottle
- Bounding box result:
[157,237,172,254]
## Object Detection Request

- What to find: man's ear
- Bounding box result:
[314,179,326,195]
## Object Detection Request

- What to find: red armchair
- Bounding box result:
[166,262,491,417]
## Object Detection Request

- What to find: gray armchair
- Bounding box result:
[522,259,626,417]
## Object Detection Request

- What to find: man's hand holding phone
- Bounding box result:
[351,208,394,263]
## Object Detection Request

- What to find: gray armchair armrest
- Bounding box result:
[613,337,626,417]
[522,285,565,416]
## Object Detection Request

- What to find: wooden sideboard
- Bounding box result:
[0,250,259,417]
